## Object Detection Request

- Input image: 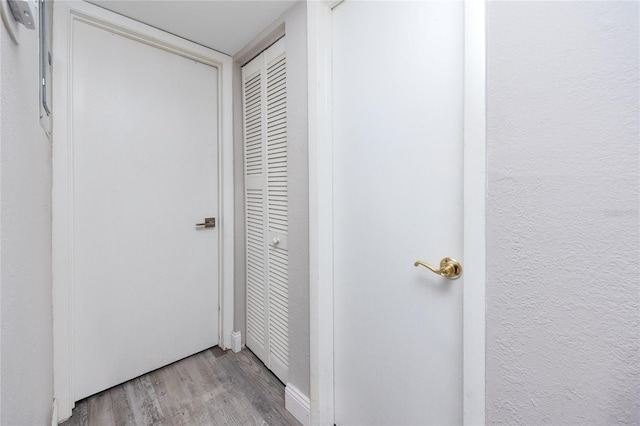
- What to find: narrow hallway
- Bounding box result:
[61,348,300,425]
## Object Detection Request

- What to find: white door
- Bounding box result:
[72,18,219,400]
[333,1,464,424]
[242,38,290,383]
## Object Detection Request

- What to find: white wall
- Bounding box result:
[0,19,54,426]
[283,0,310,397]
[486,1,639,424]
[233,0,309,396]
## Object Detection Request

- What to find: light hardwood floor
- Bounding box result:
[61,347,301,426]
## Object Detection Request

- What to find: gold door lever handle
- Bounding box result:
[414,257,462,279]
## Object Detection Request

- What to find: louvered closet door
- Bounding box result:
[242,38,288,383]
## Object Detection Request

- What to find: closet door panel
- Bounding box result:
[243,38,288,383]
[265,43,289,383]
[242,61,268,363]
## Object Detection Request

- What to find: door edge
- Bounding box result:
[462,1,487,424]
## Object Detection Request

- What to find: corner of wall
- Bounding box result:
[0,12,54,426]
[51,399,57,426]
[281,0,310,400]
[230,331,242,353]
[285,383,310,426]
[0,14,3,426]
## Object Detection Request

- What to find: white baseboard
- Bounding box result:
[231,331,242,353]
[285,384,310,426]
[51,399,58,426]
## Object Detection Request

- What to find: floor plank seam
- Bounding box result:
[61,348,301,426]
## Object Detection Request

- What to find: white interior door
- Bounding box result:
[333,1,464,424]
[72,18,219,400]
[242,38,290,383]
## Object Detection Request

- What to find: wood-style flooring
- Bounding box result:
[61,347,301,426]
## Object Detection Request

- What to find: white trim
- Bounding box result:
[219,15,235,353]
[231,331,242,353]
[51,399,58,426]
[307,1,487,424]
[285,383,311,426]
[463,1,487,424]
[52,2,234,420]
[307,1,337,425]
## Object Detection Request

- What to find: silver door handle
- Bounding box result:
[196,218,215,228]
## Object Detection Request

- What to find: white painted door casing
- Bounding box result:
[242,38,290,383]
[52,2,235,419]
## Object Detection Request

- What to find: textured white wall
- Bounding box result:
[486,1,639,424]
[0,21,54,425]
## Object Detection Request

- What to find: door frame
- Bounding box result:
[51,2,234,420]
[307,1,486,424]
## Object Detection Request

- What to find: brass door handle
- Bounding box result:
[414,257,462,279]
[196,217,216,228]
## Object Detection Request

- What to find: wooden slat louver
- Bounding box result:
[267,56,288,235]
[245,188,266,348]
[244,73,263,176]
[243,66,267,360]
[266,53,288,374]
[242,38,288,383]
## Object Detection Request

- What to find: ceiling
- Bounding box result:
[89,0,298,56]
